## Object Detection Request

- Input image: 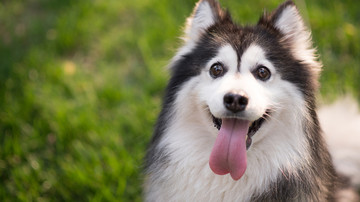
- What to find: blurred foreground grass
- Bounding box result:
[0,0,359,201]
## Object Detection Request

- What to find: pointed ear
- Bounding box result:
[259,1,321,76]
[184,0,224,42]
[271,1,305,38]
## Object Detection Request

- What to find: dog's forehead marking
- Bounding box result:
[207,44,238,71]
[241,44,265,70]
[241,44,265,64]
[240,44,274,73]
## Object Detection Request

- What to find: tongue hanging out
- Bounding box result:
[209,118,250,180]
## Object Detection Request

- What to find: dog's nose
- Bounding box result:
[223,92,248,113]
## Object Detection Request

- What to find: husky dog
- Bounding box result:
[144,0,360,201]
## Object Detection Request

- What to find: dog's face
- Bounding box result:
[198,43,273,122]
[167,0,321,180]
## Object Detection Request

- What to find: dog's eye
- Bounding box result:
[209,63,225,78]
[254,65,271,81]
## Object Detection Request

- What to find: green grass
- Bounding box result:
[0,0,359,201]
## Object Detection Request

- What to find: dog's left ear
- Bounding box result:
[184,0,226,43]
[259,1,321,75]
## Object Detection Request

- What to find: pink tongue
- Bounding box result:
[209,118,250,180]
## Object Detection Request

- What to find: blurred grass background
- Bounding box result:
[0,0,359,201]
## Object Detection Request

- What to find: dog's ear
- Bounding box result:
[259,1,321,75]
[267,1,306,39]
[184,0,225,43]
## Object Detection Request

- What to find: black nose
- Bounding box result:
[223,93,248,113]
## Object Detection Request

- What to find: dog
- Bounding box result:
[144,0,360,201]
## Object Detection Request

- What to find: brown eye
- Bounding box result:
[210,63,225,78]
[254,65,271,81]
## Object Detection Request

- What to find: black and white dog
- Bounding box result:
[144,0,360,201]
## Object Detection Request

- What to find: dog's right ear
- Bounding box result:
[183,0,225,43]
[258,1,322,78]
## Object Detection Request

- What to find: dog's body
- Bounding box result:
[144,1,360,201]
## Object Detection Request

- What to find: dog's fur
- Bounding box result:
[144,1,360,201]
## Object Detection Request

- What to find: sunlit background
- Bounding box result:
[0,0,359,201]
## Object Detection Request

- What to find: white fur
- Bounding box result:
[145,43,312,201]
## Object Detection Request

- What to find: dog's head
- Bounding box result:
[167,0,320,180]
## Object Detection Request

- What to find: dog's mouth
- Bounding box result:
[212,115,266,150]
[209,111,270,181]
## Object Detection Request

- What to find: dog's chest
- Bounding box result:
[147,132,279,201]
